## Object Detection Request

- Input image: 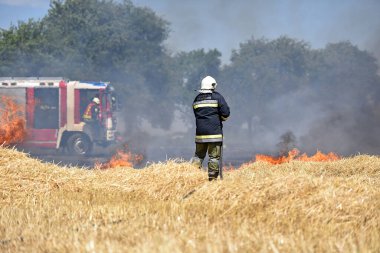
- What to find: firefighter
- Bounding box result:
[83,97,100,122]
[192,76,230,181]
[83,97,102,141]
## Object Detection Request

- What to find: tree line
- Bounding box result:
[1,0,379,154]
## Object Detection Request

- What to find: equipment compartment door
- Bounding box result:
[24,88,59,148]
[34,88,59,129]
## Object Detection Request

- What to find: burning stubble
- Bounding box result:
[0,96,27,145]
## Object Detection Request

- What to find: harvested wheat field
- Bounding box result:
[0,147,379,253]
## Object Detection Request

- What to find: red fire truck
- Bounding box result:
[0,77,119,155]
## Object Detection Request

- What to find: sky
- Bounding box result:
[0,0,380,63]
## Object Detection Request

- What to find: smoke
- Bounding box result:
[300,103,380,156]
[134,0,380,159]
[219,62,380,159]
[0,89,25,104]
[134,0,380,63]
[224,86,326,155]
[276,131,297,155]
[1,0,380,165]
[364,26,380,68]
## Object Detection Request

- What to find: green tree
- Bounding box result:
[43,0,169,78]
[43,0,174,131]
[309,41,379,106]
[172,49,221,100]
[171,49,222,127]
[0,20,53,76]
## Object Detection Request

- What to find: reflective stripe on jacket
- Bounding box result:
[193,91,230,143]
[83,102,99,121]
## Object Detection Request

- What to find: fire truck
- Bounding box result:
[0,77,119,156]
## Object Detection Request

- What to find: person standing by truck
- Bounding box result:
[83,96,102,142]
[192,76,230,181]
[83,96,100,122]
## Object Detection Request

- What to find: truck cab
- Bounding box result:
[0,77,119,156]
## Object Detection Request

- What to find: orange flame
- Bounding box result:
[97,145,143,169]
[254,148,340,165]
[0,96,27,145]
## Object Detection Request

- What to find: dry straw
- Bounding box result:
[0,146,379,252]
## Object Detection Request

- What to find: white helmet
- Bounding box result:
[92,97,100,104]
[200,76,217,90]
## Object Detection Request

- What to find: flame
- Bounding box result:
[97,145,143,169]
[0,96,27,145]
[254,148,340,165]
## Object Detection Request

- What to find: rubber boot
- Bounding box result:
[208,170,219,181]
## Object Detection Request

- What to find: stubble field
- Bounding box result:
[0,146,379,252]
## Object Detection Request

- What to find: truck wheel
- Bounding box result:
[66,133,93,156]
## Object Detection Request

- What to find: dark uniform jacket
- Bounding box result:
[193,91,230,143]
